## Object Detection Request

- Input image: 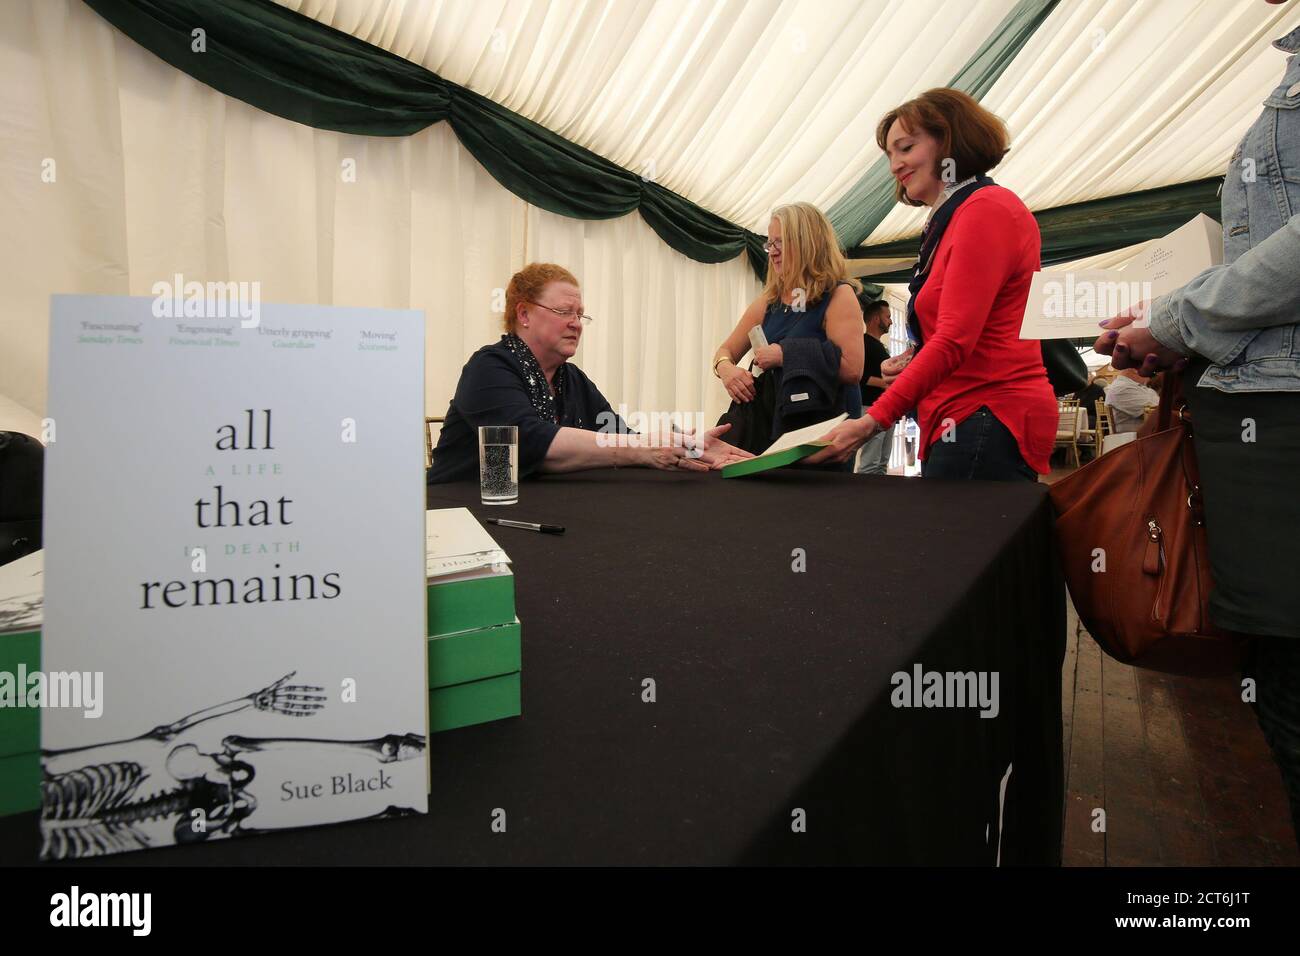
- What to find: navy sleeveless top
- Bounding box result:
[760,281,863,419]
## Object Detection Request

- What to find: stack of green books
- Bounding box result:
[425,508,522,734]
[0,551,42,816]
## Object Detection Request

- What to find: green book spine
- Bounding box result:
[0,750,40,816]
[428,672,520,735]
[428,619,521,690]
[427,573,515,635]
[721,443,821,478]
[0,630,41,758]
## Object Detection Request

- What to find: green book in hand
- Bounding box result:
[722,414,848,478]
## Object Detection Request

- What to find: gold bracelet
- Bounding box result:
[712,355,733,377]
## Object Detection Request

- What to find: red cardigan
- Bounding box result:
[866,186,1057,474]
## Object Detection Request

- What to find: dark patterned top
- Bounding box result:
[428,335,630,483]
[501,332,566,423]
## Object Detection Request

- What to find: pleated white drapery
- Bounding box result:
[0,0,759,436]
[277,0,1020,232]
[278,0,1291,249]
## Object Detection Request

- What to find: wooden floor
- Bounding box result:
[1060,600,1299,866]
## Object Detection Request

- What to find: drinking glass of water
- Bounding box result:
[478,425,518,505]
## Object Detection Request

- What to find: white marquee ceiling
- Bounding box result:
[279,0,1293,244]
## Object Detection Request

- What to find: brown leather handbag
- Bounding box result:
[1048,375,1228,666]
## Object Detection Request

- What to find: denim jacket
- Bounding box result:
[1148,24,1300,393]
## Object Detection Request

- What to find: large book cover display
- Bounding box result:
[3,509,522,822]
[27,295,445,860]
[0,527,523,824]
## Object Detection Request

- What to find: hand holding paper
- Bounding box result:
[1094,302,1188,374]
[752,343,783,370]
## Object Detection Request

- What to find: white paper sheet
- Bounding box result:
[1019,214,1223,339]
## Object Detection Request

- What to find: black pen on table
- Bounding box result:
[485,518,565,535]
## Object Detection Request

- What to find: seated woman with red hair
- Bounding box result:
[428,263,751,482]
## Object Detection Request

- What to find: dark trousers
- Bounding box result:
[921,406,1038,482]
[1183,360,1300,846]
[1243,636,1300,844]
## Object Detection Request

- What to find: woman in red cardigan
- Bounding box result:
[809,89,1057,480]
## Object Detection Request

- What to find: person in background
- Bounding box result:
[808,89,1056,479]
[1102,366,1160,433]
[854,297,897,475]
[1094,11,1300,844]
[428,263,751,482]
[1073,372,1108,429]
[711,202,864,451]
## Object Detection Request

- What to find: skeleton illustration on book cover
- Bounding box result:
[39,672,425,860]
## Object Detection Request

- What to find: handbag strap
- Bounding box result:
[1155,370,1187,432]
[1155,369,1208,525]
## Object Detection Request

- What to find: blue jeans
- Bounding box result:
[920,407,1038,482]
[854,423,895,475]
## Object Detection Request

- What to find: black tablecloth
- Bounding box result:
[2,469,1064,865]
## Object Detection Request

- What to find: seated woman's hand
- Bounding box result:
[1094,303,1188,374]
[639,440,709,472]
[692,423,755,470]
[803,414,879,466]
[721,363,756,403]
[752,343,784,371]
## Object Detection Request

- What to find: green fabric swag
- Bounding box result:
[849,177,1224,284]
[83,0,769,279]
[826,0,1060,249]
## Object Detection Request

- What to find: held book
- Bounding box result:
[721,414,848,478]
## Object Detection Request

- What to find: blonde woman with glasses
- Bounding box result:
[711,203,864,455]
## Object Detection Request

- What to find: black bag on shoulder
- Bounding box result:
[715,365,779,456]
